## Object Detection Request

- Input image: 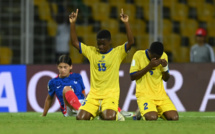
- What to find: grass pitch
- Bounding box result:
[0,112,215,134]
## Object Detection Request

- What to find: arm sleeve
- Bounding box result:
[78,74,85,91]
[161,52,169,72]
[47,80,55,97]
[208,45,215,62]
[79,42,95,60]
[129,52,140,74]
[190,47,194,62]
[115,43,128,61]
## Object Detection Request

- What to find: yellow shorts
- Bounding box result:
[137,97,177,117]
[79,97,118,117]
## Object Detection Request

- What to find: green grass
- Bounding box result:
[0,112,215,134]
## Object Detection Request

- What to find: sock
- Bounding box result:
[65,90,81,110]
[118,107,121,112]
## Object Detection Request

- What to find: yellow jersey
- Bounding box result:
[80,42,127,99]
[130,49,169,100]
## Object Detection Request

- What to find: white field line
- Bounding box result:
[179,116,215,118]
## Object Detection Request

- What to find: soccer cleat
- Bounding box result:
[117,111,125,121]
[133,109,142,120]
[120,110,133,117]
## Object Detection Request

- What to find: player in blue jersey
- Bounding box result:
[42,55,86,117]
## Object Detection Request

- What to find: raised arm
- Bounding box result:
[120,9,134,51]
[42,94,54,116]
[69,9,80,50]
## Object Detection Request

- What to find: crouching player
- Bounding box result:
[130,42,179,121]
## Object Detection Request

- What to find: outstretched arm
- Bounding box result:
[120,9,134,51]
[42,94,54,116]
[69,9,80,51]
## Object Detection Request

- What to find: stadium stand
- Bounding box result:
[170,3,189,22]
[135,34,150,50]
[1,0,215,64]
[207,19,215,37]
[180,19,199,38]
[197,3,214,22]
[111,33,127,48]
[187,0,205,8]
[91,2,111,21]
[163,19,173,35]
[101,19,120,34]
[32,0,215,63]
[0,47,13,64]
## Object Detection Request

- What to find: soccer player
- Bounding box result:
[69,9,134,120]
[42,55,86,117]
[130,42,179,121]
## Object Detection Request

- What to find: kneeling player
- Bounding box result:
[130,42,179,121]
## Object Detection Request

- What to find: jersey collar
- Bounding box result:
[100,48,113,54]
[145,49,151,61]
[57,72,73,78]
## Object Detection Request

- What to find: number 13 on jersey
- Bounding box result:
[98,63,106,71]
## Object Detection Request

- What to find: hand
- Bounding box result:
[149,58,161,68]
[120,8,129,23]
[69,9,79,23]
[160,59,168,67]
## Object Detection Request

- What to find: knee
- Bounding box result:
[164,111,179,121]
[63,86,73,94]
[166,115,179,121]
[76,110,92,120]
[76,114,85,120]
[102,110,117,120]
[76,114,91,120]
[102,115,116,120]
[144,114,158,121]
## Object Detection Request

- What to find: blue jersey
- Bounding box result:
[48,73,85,113]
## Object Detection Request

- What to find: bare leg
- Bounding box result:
[76,109,94,120]
[101,109,117,120]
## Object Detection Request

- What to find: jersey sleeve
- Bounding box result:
[208,45,215,62]
[47,80,55,97]
[190,46,195,62]
[130,51,141,74]
[115,42,128,61]
[79,42,95,60]
[160,52,169,72]
[163,52,168,62]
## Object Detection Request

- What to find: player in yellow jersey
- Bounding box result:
[69,9,134,120]
[130,42,179,121]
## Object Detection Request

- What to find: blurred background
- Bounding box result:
[0,0,215,64]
